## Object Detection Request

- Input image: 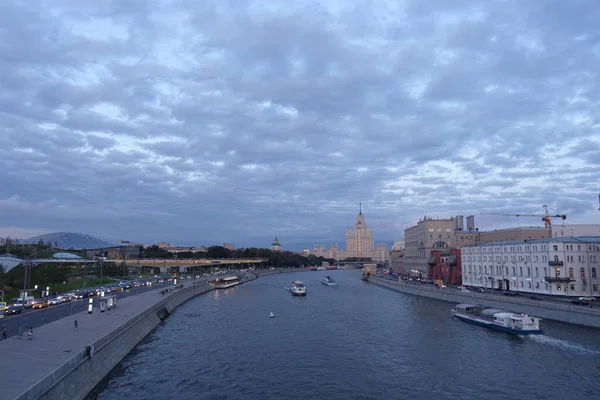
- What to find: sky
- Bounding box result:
[1,0,600,251]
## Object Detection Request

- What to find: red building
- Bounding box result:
[427,249,462,285]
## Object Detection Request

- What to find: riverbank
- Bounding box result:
[369,276,600,329]
[3,272,260,400]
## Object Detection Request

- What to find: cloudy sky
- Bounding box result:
[1,0,599,250]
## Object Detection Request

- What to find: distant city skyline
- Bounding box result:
[2,1,600,248]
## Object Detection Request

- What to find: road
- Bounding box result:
[379,275,598,311]
[0,281,174,339]
[0,271,253,340]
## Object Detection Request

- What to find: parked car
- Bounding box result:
[578,296,596,302]
[571,299,590,306]
[476,288,485,293]
[503,291,519,296]
[530,295,543,300]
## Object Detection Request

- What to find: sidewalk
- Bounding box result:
[0,280,201,400]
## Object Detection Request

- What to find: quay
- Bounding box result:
[0,271,261,400]
[0,268,302,400]
[369,276,600,329]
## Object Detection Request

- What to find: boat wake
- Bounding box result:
[528,335,600,355]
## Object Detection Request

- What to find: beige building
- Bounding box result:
[223,243,234,250]
[404,216,455,277]
[310,206,389,262]
[345,205,375,259]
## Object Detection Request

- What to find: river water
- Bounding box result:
[89,270,600,400]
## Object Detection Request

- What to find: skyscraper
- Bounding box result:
[345,203,375,259]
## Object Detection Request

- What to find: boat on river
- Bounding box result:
[290,281,307,296]
[211,276,240,289]
[361,273,370,282]
[451,303,543,335]
[322,276,337,286]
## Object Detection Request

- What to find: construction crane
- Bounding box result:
[480,205,566,228]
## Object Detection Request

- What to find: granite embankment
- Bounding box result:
[4,272,259,400]
[369,277,600,329]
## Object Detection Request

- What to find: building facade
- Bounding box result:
[460,237,600,297]
[404,216,455,278]
[345,205,375,259]
[428,249,462,284]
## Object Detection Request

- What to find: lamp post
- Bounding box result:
[17,258,33,337]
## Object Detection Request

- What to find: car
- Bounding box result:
[48,297,62,306]
[476,288,485,293]
[578,296,596,302]
[571,299,590,306]
[503,291,519,296]
[5,305,23,315]
[32,300,49,309]
[530,295,543,300]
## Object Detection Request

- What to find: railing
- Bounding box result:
[543,276,574,283]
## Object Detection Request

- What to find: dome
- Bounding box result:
[21,232,123,250]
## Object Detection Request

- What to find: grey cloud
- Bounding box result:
[1,0,599,248]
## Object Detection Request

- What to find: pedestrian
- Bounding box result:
[1,327,6,340]
[74,320,78,330]
[28,327,33,340]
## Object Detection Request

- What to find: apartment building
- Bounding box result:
[460,237,600,297]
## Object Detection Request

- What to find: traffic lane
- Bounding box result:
[0,274,237,339]
[0,281,174,339]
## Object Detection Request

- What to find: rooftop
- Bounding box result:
[20,232,123,250]
[461,236,600,248]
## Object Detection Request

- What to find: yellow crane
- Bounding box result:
[480,205,566,228]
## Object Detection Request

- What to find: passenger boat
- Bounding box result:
[212,276,240,289]
[290,281,307,296]
[451,303,543,335]
[322,276,337,286]
[361,273,370,282]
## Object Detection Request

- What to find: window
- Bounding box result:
[557,284,562,291]
[593,268,597,279]
[569,268,574,278]
[594,284,599,292]
[535,267,539,277]
[519,267,523,276]
[570,284,575,291]
[554,255,559,262]
[581,268,586,278]
[527,267,531,276]
[553,245,558,251]
[512,266,516,275]
[528,281,532,288]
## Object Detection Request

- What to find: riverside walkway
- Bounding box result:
[0,279,210,400]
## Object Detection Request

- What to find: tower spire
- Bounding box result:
[359,202,362,215]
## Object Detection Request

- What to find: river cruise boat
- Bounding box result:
[322,276,337,286]
[290,281,307,296]
[211,276,241,289]
[361,273,370,282]
[451,303,543,335]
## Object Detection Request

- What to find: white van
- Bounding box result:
[14,296,35,308]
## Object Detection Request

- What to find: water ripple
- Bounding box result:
[89,271,600,400]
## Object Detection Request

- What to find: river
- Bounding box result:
[89,270,600,399]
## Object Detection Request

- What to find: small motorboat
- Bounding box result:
[322,276,337,286]
[269,312,275,318]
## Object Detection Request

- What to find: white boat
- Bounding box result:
[322,276,337,286]
[451,303,543,335]
[290,281,307,296]
[269,312,275,318]
[316,266,326,271]
[213,276,240,289]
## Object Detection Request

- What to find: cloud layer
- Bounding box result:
[1,0,599,249]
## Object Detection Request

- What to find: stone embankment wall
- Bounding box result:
[370,277,600,329]
[21,274,260,400]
